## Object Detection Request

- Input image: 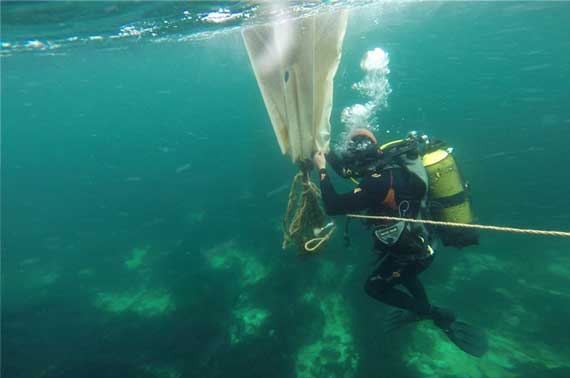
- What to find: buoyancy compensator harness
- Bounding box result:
[329,135,433,257]
[371,137,434,258]
[329,132,479,250]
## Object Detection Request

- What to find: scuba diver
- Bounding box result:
[312,128,488,357]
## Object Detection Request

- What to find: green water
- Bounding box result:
[2,2,570,378]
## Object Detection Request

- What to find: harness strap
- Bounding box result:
[381,170,398,210]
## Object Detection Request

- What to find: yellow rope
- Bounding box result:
[346,214,570,237]
[304,224,337,252]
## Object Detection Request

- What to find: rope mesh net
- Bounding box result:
[282,167,330,254]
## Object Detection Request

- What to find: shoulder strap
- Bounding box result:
[381,170,398,210]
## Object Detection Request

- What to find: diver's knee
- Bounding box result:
[364,274,389,298]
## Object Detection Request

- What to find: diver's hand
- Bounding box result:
[313,151,326,170]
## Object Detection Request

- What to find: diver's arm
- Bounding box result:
[318,169,370,215]
[326,150,349,178]
[313,150,372,215]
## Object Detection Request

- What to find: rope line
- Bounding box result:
[346,214,570,237]
[304,224,337,252]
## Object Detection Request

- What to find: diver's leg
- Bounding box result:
[400,257,457,328]
[400,255,433,305]
[402,276,429,306]
[364,257,431,315]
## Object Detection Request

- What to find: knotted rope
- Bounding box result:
[283,167,332,254]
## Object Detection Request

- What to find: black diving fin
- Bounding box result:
[438,320,489,358]
[384,309,489,358]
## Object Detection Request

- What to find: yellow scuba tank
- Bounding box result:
[421,144,478,247]
[422,148,473,224]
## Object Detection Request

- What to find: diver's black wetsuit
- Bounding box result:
[319,167,435,316]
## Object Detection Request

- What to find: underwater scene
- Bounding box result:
[2,1,570,378]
